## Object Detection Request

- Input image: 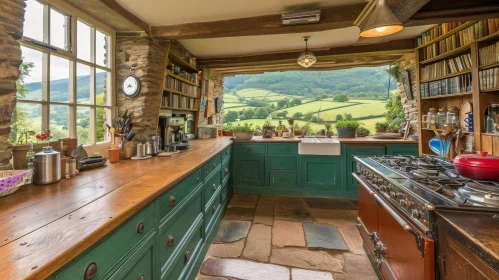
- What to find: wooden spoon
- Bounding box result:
[430,125,442,140]
[110,127,116,149]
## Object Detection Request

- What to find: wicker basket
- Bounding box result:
[0,170,33,197]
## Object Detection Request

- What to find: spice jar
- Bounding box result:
[447,107,460,128]
[437,108,447,128]
[427,108,438,128]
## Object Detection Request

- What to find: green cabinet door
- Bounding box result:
[234,155,265,187]
[386,144,419,156]
[300,156,342,190]
[344,145,385,199]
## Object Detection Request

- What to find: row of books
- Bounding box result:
[161,92,198,109]
[479,67,499,90]
[478,42,499,66]
[420,73,472,98]
[165,76,198,97]
[419,19,499,61]
[421,53,472,80]
[415,22,465,47]
[166,68,200,85]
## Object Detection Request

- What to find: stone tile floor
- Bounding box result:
[196,194,379,280]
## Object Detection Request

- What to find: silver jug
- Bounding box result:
[34,146,61,185]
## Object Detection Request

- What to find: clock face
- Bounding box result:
[122,75,140,98]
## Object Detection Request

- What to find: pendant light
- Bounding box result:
[359,0,403,38]
[297,36,317,68]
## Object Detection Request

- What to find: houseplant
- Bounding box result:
[232,122,255,140]
[356,126,371,137]
[221,123,233,136]
[336,120,359,138]
[375,122,389,133]
[262,119,274,138]
[293,123,302,136]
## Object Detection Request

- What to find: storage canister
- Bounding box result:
[34,146,61,185]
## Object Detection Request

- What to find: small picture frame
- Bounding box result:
[204,79,209,95]
[401,70,414,100]
[200,95,207,112]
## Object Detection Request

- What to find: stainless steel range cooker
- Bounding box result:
[354,155,499,280]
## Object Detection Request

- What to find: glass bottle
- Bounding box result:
[437,108,447,128]
[427,108,438,128]
[446,107,459,128]
[24,142,35,171]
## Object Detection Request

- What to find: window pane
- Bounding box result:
[12,103,42,143]
[96,107,110,143]
[24,0,44,42]
[96,69,111,106]
[50,55,70,103]
[50,8,69,50]
[95,30,108,67]
[18,46,43,101]
[77,106,91,145]
[50,105,69,139]
[77,21,91,62]
[76,63,92,104]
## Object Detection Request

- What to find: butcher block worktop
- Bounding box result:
[0,137,233,279]
[233,135,417,144]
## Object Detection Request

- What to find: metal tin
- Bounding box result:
[33,146,61,185]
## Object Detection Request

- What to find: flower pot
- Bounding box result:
[222,131,233,136]
[233,131,254,140]
[375,129,387,133]
[336,128,357,138]
[294,130,303,136]
[263,126,274,138]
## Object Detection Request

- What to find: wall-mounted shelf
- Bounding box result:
[482,133,499,137]
[168,52,198,72]
[416,21,478,50]
[420,70,472,83]
[161,106,198,112]
[478,61,499,71]
[421,128,473,134]
[420,92,472,100]
[166,71,200,87]
[420,45,471,65]
[480,88,499,93]
[164,87,199,99]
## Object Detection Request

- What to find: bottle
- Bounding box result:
[437,108,447,128]
[446,107,460,128]
[427,108,438,128]
[486,115,496,133]
[24,142,35,171]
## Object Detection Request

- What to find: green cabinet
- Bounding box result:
[269,171,298,188]
[234,155,265,187]
[386,144,418,156]
[300,156,342,190]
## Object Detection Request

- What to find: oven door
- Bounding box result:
[355,173,379,256]
[375,193,435,280]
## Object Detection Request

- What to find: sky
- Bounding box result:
[22,0,108,84]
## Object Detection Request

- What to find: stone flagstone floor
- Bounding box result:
[196,194,379,280]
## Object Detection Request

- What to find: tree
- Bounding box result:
[314,95,322,101]
[276,99,289,109]
[244,108,255,119]
[79,117,90,128]
[289,98,302,107]
[270,103,276,109]
[11,60,35,142]
[224,111,239,122]
[256,107,269,118]
[333,93,349,102]
[304,111,314,121]
[335,114,343,121]
[292,112,303,120]
[344,113,353,120]
[385,92,405,129]
[276,110,288,119]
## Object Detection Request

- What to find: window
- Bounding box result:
[15,0,114,146]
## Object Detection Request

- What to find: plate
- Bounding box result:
[372,133,402,139]
[131,155,152,160]
[429,136,451,155]
[459,101,473,131]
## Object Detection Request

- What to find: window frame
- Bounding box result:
[18,0,116,147]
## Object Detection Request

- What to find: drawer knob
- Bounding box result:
[83,262,97,279]
[224,168,229,173]
[137,222,145,233]
[213,163,217,167]
[184,250,191,264]
[138,275,145,280]
[169,196,176,206]
[212,184,216,191]
[196,178,200,182]
[212,205,217,213]
[167,235,175,247]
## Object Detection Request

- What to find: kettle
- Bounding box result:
[34,146,61,185]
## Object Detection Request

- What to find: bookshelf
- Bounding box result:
[415,19,499,156]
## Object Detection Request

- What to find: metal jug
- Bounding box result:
[34,146,61,185]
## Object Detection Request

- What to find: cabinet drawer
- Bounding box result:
[234,143,266,154]
[269,155,297,170]
[267,143,298,154]
[221,157,231,182]
[106,231,156,280]
[159,189,202,274]
[204,169,221,209]
[158,168,202,222]
[269,171,298,188]
[205,190,222,235]
[166,222,204,280]
[203,154,222,180]
[221,146,232,163]
[221,177,230,204]
[54,203,154,280]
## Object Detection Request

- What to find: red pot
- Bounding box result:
[453,151,499,181]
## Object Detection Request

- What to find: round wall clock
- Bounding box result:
[122,74,141,98]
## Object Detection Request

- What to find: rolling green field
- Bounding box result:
[274,100,353,116]
[319,103,386,120]
[224,102,247,108]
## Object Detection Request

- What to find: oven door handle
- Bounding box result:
[352,173,375,195]
[374,193,425,257]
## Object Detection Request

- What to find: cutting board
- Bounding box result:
[460,101,473,131]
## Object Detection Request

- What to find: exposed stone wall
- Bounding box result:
[115,36,166,142]
[198,69,224,127]
[0,0,25,170]
[398,53,419,134]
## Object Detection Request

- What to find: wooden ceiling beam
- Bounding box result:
[406,4,499,26]
[150,3,366,39]
[98,0,150,33]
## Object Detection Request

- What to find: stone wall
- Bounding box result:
[198,69,224,127]
[397,53,419,134]
[0,0,25,170]
[115,36,166,142]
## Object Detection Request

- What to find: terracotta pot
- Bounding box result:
[376,129,387,133]
[263,126,274,138]
[294,130,303,136]
[12,141,62,170]
[222,131,233,136]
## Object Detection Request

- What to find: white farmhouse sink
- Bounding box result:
[298,138,341,155]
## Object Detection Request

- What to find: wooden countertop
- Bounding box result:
[0,137,233,279]
[436,210,499,272]
[233,135,417,144]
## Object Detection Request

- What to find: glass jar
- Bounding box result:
[447,107,459,128]
[437,108,447,128]
[491,103,499,133]
[427,108,438,128]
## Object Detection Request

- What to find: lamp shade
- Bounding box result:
[297,50,317,68]
[359,0,403,37]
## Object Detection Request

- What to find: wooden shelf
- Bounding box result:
[480,88,499,93]
[420,45,471,65]
[420,92,472,100]
[168,52,198,72]
[421,128,473,134]
[160,106,198,112]
[416,21,478,49]
[478,61,499,71]
[476,30,499,44]
[163,87,199,99]
[482,133,499,137]
[420,70,472,83]
[166,71,200,87]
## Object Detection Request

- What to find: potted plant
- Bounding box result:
[262,118,274,138]
[232,122,255,140]
[221,123,233,136]
[375,122,389,133]
[356,126,371,137]
[324,122,332,137]
[336,120,360,138]
[388,122,402,133]
[293,123,302,136]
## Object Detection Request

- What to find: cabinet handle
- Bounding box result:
[225,168,229,173]
[196,178,200,182]
[273,177,275,183]
[169,196,176,206]
[137,222,145,233]
[184,250,191,264]
[212,184,216,191]
[138,275,145,280]
[167,235,175,247]
[213,163,217,167]
[212,205,217,213]
[83,262,98,279]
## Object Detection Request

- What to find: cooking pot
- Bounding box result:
[453,151,499,181]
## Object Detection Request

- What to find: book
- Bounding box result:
[420,73,472,98]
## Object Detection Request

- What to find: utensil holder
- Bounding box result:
[108,148,121,163]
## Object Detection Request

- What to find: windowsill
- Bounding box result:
[82,141,111,157]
